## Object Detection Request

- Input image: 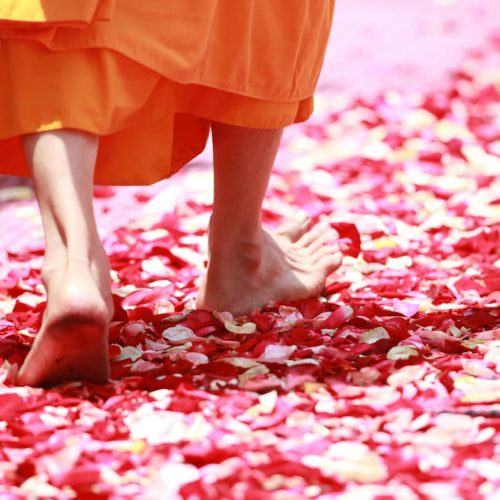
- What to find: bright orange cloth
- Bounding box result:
[0,0,335,185]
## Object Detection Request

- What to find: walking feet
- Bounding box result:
[17,215,341,386]
[17,130,113,387]
[15,126,343,387]
[197,220,343,316]
[16,254,113,388]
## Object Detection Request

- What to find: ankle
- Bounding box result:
[209,236,265,273]
[209,211,263,243]
[66,235,102,263]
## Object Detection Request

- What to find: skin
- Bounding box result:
[16,125,342,387]
[197,123,342,315]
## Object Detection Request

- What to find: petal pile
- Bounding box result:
[0,44,499,498]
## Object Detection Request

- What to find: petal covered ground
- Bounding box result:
[0,28,500,500]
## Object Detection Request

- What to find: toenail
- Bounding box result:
[331,228,340,238]
[293,210,310,224]
[338,238,350,252]
[328,242,342,251]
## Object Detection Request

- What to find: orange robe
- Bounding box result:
[0,0,335,185]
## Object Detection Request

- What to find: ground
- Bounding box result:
[0,1,499,498]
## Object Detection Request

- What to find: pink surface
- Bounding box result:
[319,0,500,96]
[0,3,499,497]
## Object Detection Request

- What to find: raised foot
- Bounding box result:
[17,264,111,388]
[197,221,343,316]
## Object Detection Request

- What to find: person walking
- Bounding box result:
[0,0,342,387]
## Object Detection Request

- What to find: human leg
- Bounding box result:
[196,122,342,315]
[17,130,112,387]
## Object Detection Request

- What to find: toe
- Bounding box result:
[305,228,340,254]
[294,222,329,248]
[311,244,338,263]
[316,252,343,274]
[295,222,340,249]
[275,210,311,242]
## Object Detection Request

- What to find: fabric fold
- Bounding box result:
[0,0,115,28]
[0,0,333,185]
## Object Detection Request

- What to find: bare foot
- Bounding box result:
[42,246,114,321]
[197,222,343,316]
[272,209,311,242]
[17,259,111,387]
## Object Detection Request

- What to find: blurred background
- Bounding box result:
[0,0,499,251]
[319,0,500,97]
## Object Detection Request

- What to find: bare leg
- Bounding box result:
[197,123,342,315]
[17,130,112,387]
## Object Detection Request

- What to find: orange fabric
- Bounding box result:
[0,0,115,28]
[0,0,335,185]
